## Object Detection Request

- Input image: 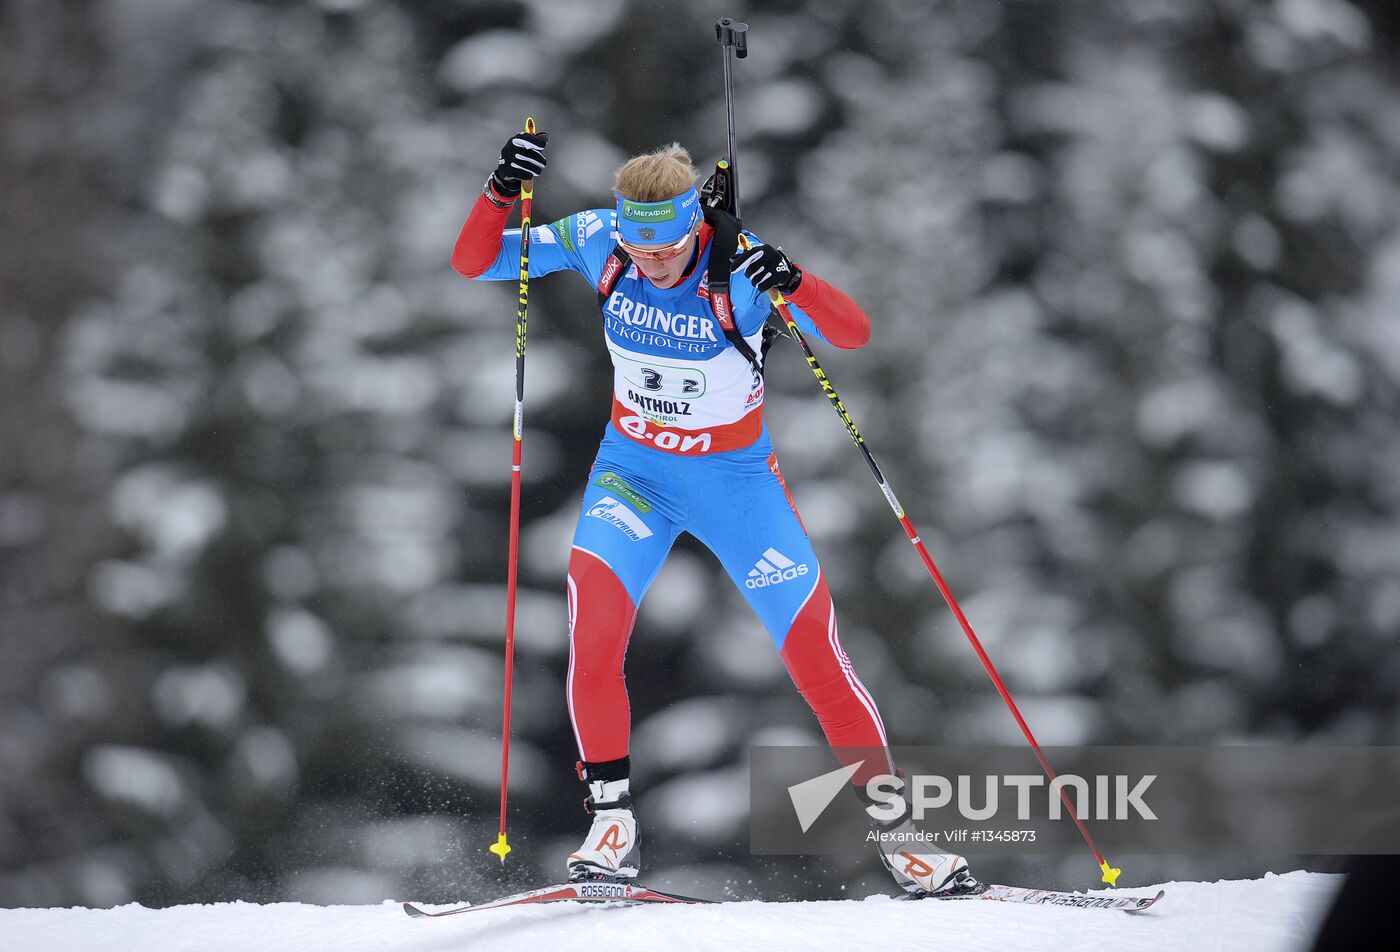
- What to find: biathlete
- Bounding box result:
[451,129,978,898]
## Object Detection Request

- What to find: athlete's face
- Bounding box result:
[629,233,697,289]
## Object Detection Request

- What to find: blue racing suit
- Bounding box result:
[454,192,892,782]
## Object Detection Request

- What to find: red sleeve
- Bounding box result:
[450,184,517,278]
[784,269,871,349]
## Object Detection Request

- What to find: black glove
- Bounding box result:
[731,243,802,295]
[490,131,548,196]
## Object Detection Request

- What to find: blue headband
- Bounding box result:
[615,186,702,247]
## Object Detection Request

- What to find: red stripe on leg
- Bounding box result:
[766,452,807,533]
[566,547,638,763]
[779,572,893,786]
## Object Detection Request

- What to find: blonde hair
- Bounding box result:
[613,143,698,202]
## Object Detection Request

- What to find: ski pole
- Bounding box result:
[490,115,536,864]
[714,18,1120,886]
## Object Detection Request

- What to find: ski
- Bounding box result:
[405,880,1164,919]
[930,883,1165,914]
[403,880,714,918]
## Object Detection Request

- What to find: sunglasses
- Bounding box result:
[618,226,697,262]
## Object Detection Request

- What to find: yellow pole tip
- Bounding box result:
[1100,861,1122,887]
[489,834,512,862]
[718,160,729,169]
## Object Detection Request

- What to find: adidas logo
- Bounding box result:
[744,547,810,589]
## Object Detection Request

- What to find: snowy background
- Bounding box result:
[3,0,1399,911]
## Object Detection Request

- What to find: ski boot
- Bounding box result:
[871,817,984,898]
[567,767,639,882]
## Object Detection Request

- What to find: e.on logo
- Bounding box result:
[616,414,713,453]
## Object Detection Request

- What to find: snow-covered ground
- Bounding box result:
[1,871,1340,952]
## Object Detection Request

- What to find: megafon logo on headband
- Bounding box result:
[623,200,677,222]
